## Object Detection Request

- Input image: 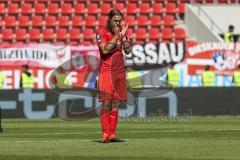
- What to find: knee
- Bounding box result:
[102,100,112,110]
[112,101,119,110]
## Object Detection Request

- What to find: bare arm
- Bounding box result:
[97,24,121,55]
[98,34,119,55]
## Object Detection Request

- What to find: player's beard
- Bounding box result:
[111,23,120,34]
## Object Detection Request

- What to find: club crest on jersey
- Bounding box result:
[96,34,101,41]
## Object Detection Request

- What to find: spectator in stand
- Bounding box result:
[0,67,5,89]
[166,63,180,87]
[201,65,215,87]
[225,25,234,44]
[20,65,34,89]
[233,64,240,87]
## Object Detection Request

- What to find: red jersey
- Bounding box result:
[96,27,126,73]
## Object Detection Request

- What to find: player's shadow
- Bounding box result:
[92,139,125,143]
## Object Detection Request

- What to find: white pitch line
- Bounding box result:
[0,139,149,143]
[0,138,182,143]
[0,136,237,143]
[1,128,240,136]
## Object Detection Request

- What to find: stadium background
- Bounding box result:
[0,1,240,160]
[0,0,240,118]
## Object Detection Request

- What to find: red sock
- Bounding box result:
[109,109,118,139]
[100,108,110,138]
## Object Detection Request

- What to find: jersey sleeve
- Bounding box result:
[96,29,107,45]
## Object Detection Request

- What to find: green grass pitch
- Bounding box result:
[0,116,240,160]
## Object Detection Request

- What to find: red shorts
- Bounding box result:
[98,71,127,102]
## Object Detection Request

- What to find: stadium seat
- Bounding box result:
[4,16,16,28]
[42,29,54,41]
[151,15,163,27]
[139,3,151,15]
[29,29,41,41]
[25,0,35,3]
[38,0,48,4]
[149,28,161,40]
[21,3,32,15]
[0,0,192,45]
[115,0,126,3]
[87,3,98,15]
[174,28,187,39]
[126,28,133,39]
[0,3,5,15]
[88,0,100,4]
[61,3,72,15]
[168,0,178,3]
[11,0,22,3]
[98,16,108,27]
[85,16,97,27]
[163,15,176,27]
[18,16,30,28]
[45,16,57,28]
[101,0,113,4]
[229,0,237,3]
[165,3,177,15]
[63,0,75,2]
[137,16,149,27]
[56,28,68,41]
[162,28,174,40]
[180,0,191,3]
[205,0,214,3]
[126,3,138,15]
[125,16,136,27]
[129,0,138,3]
[34,3,46,15]
[178,3,186,16]
[113,3,125,13]
[195,0,213,3]
[76,0,87,3]
[218,0,228,3]
[58,16,69,28]
[100,3,111,15]
[73,3,85,15]
[69,28,80,41]
[1,29,14,41]
[103,0,114,2]
[71,16,84,27]
[152,3,163,15]
[7,3,19,15]
[15,29,27,41]
[82,28,94,41]
[47,3,59,15]
[51,0,61,4]
[135,28,147,40]
[0,17,3,27]
[31,16,43,28]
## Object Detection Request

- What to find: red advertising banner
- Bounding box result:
[185,42,240,75]
[0,44,100,89]
[0,43,71,68]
